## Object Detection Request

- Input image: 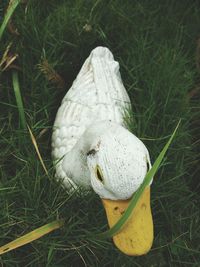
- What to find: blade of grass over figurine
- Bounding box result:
[97,120,180,241]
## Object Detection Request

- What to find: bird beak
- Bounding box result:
[101,186,153,256]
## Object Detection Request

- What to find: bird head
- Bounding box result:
[86,123,151,200]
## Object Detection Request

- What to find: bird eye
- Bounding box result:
[95,165,104,183]
[147,161,150,172]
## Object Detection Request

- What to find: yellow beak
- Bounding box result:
[102,186,153,256]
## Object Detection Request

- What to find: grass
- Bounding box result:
[0,0,200,266]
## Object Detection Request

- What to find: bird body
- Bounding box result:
[52,47,153,256]
[52,47,132,189]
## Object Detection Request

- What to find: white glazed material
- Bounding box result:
[52,47,151,200]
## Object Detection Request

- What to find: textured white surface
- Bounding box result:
[52,46,152,199]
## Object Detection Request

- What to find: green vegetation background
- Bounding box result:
[0,0,199,266]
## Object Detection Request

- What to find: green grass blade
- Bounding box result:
[97,120,181,239]
[0,0,21,41]
[12,71,26,129]
[0,220,64,255]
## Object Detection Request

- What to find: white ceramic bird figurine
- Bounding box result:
[52,47,153,256]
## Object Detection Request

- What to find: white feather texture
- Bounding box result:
[52,46,152,199]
